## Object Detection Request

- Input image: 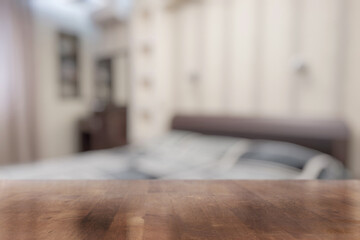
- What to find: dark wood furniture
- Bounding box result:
[172,115,350,165]
[79,105,127,151]
[0,180,359,239]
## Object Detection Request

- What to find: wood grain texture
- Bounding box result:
[0,180,359,239]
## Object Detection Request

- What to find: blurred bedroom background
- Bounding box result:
[0,0,359,179]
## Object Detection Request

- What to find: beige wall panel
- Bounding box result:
[297,0,339,117]
[344,0,360,177]
[200,0,225,114]
[226,0,258,115]
[173,3,202,113]
[260,0,293,116]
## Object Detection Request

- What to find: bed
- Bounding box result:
[0,115,350,180]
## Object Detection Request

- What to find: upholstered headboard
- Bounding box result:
[172,115,350,165]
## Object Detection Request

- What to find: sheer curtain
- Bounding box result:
[0,0,36,164]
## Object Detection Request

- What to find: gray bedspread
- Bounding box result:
[0,131,347,180]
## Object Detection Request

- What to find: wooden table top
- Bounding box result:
[0,180,359,240]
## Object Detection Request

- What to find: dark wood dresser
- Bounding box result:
[79,105,127,152]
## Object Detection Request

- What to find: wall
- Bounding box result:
[129,0,174,143]
[344,0,360,178]
[130,0,360,177]
[32,1,133,159]
[95,22,129,106]
[33,7,96,160]
[171,0,343,117]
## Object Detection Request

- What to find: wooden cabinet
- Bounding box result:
[79,105,127,152]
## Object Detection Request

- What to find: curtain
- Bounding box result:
[0,0,36,164]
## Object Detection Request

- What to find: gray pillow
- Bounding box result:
[240,140,320,169]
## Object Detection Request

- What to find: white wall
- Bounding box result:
[33,8,96,159]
